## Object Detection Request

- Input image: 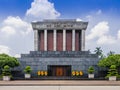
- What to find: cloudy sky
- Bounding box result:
[0,0,120,57]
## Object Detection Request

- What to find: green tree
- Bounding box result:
[98,54,120,68]
[94,47,104,58]
[107,51,115,56]
[0,54,20,68]
[94,47,103,55]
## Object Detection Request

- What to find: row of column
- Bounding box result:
[34,29,85,51]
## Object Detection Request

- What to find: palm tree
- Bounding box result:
[107,51,115,56]
[94,47,104,58]
[94,47,103,56]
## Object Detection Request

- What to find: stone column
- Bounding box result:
[34,30,39,51]
[72,29,75,51]
[53,29,57,51]
[44,29,47,51]
[81,30,85,51]
[63,29,66,51]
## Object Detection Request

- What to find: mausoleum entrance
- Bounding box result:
[47,65,71,76]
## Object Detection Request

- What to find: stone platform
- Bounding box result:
[16,51,100,78]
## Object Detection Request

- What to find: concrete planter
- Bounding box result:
[25,74,31,78]
[88,74,94,78]
[109,76,116,81]
[3,76,10,81]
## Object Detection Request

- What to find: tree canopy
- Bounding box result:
[94,47,105,58]
[98,54,120,68]
[0,54,20,68]
[107,51,115,56]
[94,47,103,56]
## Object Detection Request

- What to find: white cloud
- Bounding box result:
[14,54,21,58]
[117,30,120,39]
[0,16,33,56]
[0,0,61,56]
[86,10,102,20]
[86,15,93,21]
[0,45,11,55]
[76,18,83,21]
[86,21,117,46]
[97,35,116,45]
[0,16,32,36]
[86,21,109,41]
[86,19,120,54]
[26,0,60,21]
[1,26,16,35]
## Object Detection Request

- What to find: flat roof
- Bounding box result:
[31,19,88,30]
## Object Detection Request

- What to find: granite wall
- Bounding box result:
[18,51,100,78]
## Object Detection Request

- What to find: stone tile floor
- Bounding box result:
[0,86,120,90]
[0,80,120,86]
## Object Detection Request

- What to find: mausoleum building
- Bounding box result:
[19,19,100,78]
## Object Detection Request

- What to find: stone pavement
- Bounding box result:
[0,86,120,90]
[0,80,120,86]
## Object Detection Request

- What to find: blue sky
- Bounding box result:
[0,0,120,57]
[53,0,120,17]
[0,0,120,18]
[0,0,32,18]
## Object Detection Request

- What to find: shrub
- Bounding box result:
[106,65,119,78]
[2,65,11,76]
[88,66,95,74]
[24,66,32,74]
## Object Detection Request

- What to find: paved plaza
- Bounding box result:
[0,86,120,90]
[0,80,120,86]
[0,80,120,90]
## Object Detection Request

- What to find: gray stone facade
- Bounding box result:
[18,51,100,78]
[17,19,100,79]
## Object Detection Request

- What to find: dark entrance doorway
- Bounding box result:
[48,65,71,76]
